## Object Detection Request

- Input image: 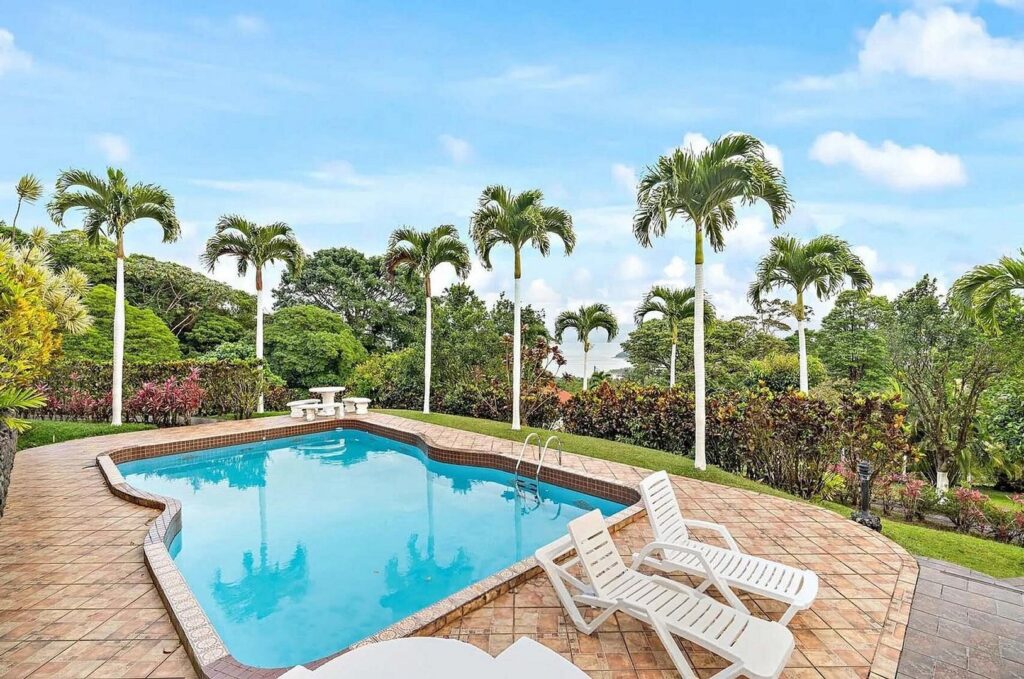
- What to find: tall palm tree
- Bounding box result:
[749,234,872,393]
[201,216,304,413]
[554,303,618,391]
[11,174,43,241]
[634,134,792,469]
[48,168,180,426]
[385,224,471,413]
[470,185,575,430]
[634,285,713,388]
[950,249,1024,329]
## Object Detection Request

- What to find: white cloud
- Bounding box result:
[92,133,131,163]
[439,134,473,164]
[231,15,268,34]
[994,0,1024,9]
[853,244,879,271]
[809,131,966,191]
[730,215,772,253]
[571,206,634,243]
[794,8,1024,87]
[473,65,600,91]
[0,29,31,76]
[573,267,592,285]
[663,256,686,279]
[526,278,562,305]
[611,163,637,195]
[307,161,372,186]
[620,255,647,280]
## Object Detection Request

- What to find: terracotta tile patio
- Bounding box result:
[0,413,918,678]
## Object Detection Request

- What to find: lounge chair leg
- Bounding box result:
[779,604,799,626]
[647,611,698,679]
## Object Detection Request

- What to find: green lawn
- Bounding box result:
[978,486,1022,511]
[16,420,155,451]
[210,410,289,421]
[382,409,1024,578]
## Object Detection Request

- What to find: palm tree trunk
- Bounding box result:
[256,268,265,414]
[796,291,808,394]
[111,241,126,426]
[11,198,22,240]
[669,341,677,388]
[423,293,432,414]
[582,348,589,391]
[693,231,707,470]
[512,271,522,431]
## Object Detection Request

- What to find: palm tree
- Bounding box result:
[48,168,180,426]
[554,304,618,391]
[201,216,304,413]
[470,186,575,430]
[11,174,43,241]
[385,224,471,413]
[950,249,1024,329]
[634,134,792,469]
[634,286,713,388]
[749,234,872,393]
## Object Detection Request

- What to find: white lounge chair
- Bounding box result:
[634,471,818,626]
[279,637,587,678]
[537,510,794,679]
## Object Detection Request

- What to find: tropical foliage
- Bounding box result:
[633,133,793,469]
[950,249,1024,328]
[470,185,574,430]
[554,303,618,391]
[633,286,709,388]
[63,285,181,363]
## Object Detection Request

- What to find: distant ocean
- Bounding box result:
[555,341,630,378]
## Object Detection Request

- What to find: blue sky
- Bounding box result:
[2,1,1023,373]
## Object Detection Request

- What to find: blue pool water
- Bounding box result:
[119,429,625,668]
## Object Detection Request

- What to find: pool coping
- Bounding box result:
[95,415,644,679]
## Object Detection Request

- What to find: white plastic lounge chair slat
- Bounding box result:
[539,510,794,679]
[635,471,819,628]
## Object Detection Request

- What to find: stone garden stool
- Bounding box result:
[343,397,372,415]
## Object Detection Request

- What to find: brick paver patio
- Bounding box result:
[0,413,918,678]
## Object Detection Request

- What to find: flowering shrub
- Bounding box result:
[899,478,927,520]
[125,369,204,426]
[943,487,989,533]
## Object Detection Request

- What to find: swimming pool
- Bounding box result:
[118,428,626,668]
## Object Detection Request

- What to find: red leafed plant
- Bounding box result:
[125,368,204,426]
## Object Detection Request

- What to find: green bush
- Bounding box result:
[264,305,367,388]
[62,285,181,362]
[347,349,422,408]
[747,352,826,392]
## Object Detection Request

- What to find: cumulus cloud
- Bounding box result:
[809,131,967,191]
[663,256,686,279]
[611,163,637,194]
[92,134,131,163]
[620,255,647,280]
[439,134,473,163]
[793,8,1024,87]
[0,29,31,76]
[526,278,562,305]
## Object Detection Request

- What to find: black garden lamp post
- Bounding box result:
[850,460,881,532]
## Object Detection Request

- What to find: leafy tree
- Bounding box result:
[949,248,1024,329]
[48,168,180,425]
[274,246,420,352]
[263,305,366,388]
[11,174,43,238]
[634,285,710,387]
[0,231,91,386]
[202,216,304,412]
[748,352,827,392]
[619,318,674,384]
[384,225,471,413]
[46,229,117,284]
[887,276,1005,489]
[732,298,794,335]
[554,303,618,390]
[749,234,871,393]
[634,134,792,469]
[347,348,422,408]
[429,283,503,391]
[470,185,574,430]
[63,284,181,362]
[816,291,893,391]
[184,312,247,354]
[491,294,549,342]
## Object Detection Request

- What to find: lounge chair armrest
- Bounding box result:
[631,541,695,570]
[637,544,750,615]
[681,519,741,552]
